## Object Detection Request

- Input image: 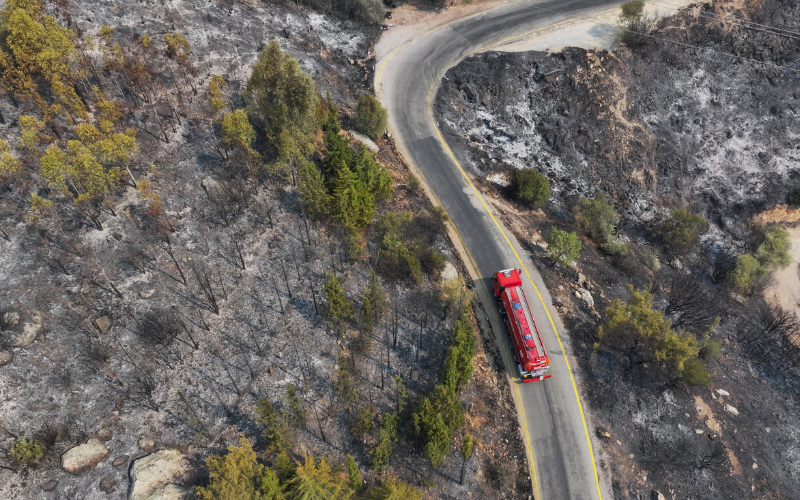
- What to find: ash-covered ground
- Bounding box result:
[435,0,800,498]
[0,1,530,499]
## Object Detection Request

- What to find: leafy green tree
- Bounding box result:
[245,40,320,154]
[286,456,353,500]
[347,455,361,491]
[8,438,45,463]
[367,478,423,500]
[299,162,330,221]
[362,269,386,333]
[209,75,226,115]
[0,139,21,182]
[546,227,582,266]
[355,93,388,139]
[574,192,619,242]
[255,397,294,454]
[196,437,280,500]
[325,272,353,332]
[514,168,550,207]
[220,109,257,158]
[655,207,708,251]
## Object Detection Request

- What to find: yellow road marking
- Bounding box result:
[374,7,616,500]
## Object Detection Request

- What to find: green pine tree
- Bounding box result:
[362,269,386,333]
[286,456,353,500]
[325,272,353,333]
[347,454,361,491]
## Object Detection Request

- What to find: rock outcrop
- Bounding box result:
[61,438,109,476]
[129,449,190,500]
[9,311,43,348]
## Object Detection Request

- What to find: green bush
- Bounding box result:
[356,94,388,139]
[546,227,581,266]
[682,358,711,385]
[407,174,421,193]
[514,168,550,207]
[9,438,45,463]
[574,192,620,242]
[655,207,708,252]
[620,0,644,20]
[754,226,792,270]
[731,254,766,295]
[699,340,721,360]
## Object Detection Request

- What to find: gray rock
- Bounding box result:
[138,437,156,453]
[93,316,112,335]
[577,288,594,309]
[0,351,12,366]
[440,262,458,282]
[129,449,191,500]
[96,428,113,442]
[112,455,130,468]
[670,258,682,270]
[42,480,58,492]
[577,272,587,288]
[348,130,379,153]
[61,438,109,476]
[9,310,43,348]
[99,477,117,494]
[139,289,156,299]
[1,311,20,329]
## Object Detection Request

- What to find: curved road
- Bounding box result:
[375,1,622,499]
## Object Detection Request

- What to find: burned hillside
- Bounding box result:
[435,0,800,498]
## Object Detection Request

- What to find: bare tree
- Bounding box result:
[193,263,220,314]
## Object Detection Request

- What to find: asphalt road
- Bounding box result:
[375,1,623,499]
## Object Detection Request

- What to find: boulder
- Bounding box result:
[577,272,587,288]
[129,449,190,500]
[9,311,43,348]
[576,288,594,309]
[1,311,20,329]
[139,289,156,300]
[0,351,13,366]
[348,130,379,153]
[96,428,113,442]
[670,258,682,270]
[440,262,458,282]
[138,437,156,452]
[93,316,112,335]
[99,477,117,494]
[61,438,109,476]
[112,455,130,468]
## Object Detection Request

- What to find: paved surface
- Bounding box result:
[375,1,624,499]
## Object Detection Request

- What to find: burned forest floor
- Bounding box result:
[434,0,800,498]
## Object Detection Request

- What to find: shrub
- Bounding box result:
[356,94,388,139]
[514,168,550,207]
[655,207,708,252]
[731,254,766,295]
[574,192,619,242]
[620,0,644,20]
[699,340,721,360]
[407,174,421,193]
[9,438,45,463]
[754,226,792,270]
[682,358,711,385]
[546,227,581,266]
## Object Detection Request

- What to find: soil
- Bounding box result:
[433,0,800,498]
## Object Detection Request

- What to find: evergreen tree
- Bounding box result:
[367,478,423,500]
[369,412,399,472]
[299,161,330,221]
[255,397,294,454]
[331,163,375,229]
[546,227,582,266]
[324,272,353,333]
[244,40,320,154]
[286,456,353,500]
[353,144,393,203]
[362,269,386,333]
[355,93,388,139]
[220,109,257,158]
[284,384,306,430]
[346,454,361,491]
[196,437,270,500]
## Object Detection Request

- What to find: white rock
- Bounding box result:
[10,311,43,348]
[129,449,190,500]
[2,311,20,328]
[440,262,458,282]
[139,289,156,299]
[695,429,704,434]
[724,404,739,416]
[61,438,109,476]
[577,288,594,308]
[0,351,13,366]
[716,388,730,396]
[752,462,758,469]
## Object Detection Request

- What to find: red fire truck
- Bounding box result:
[492,268,551,382]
